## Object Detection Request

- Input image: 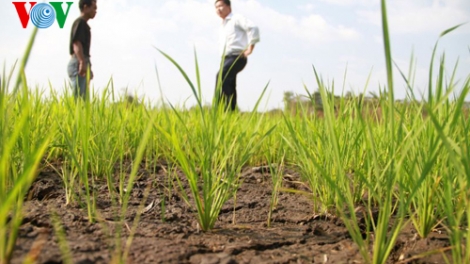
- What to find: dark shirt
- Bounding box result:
[69,17,91,57]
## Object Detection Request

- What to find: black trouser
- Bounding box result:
[216,55,247,111]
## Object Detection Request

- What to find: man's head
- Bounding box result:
[215,0,231,19]
[79,0,97,19]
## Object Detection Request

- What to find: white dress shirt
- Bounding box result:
[219,13,260,56]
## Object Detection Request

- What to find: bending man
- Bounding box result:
[215,0,260,111]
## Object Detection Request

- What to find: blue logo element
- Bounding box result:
[30,3,55,28]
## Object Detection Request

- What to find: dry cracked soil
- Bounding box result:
[11,161,453,264]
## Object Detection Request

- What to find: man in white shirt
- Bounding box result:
[215,0,260,111]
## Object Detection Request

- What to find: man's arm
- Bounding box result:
[72,41,86,77]
[238,16,260,57]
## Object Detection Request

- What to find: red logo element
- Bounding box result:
[12,2,38,28]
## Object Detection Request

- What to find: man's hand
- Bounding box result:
[78,61,86,77]
[78,62,93,79]
[243,44,255,58]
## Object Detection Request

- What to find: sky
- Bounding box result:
[0,0,469,111]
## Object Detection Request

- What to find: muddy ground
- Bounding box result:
[11,161,453,264]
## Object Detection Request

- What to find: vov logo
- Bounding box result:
[13,2,74,29]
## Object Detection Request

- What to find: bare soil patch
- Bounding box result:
[11,161,452,263]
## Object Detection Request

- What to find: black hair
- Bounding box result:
[215,0,231,7]
[79,0,96,11]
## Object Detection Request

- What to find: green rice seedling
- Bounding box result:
[283,109,336,214]
[156,106,274,231]
[285,72,403,262]
[360,2,420,262]
[116,106,133,204]
[258,113,288,221]
[58,95,96,222]
[281,1,470,263]
[405,131,442,239]
[429,77,470,263]
[155,49,275,231]
[433,109,469,263]
[321,72,374,260]
[0,64,16,166]
[86,88,145,203]
[1,26,53,263]
[88,88,121,180]
[60,161,79,205]
[345,2,467,262]
[79,96,93,220]
[0,81,52,264]
[265,151,285,228]
[45,92,77,205]
[400,23,470,261]
[393,64,442,239]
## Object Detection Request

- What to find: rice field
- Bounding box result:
[1,1,469,263]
